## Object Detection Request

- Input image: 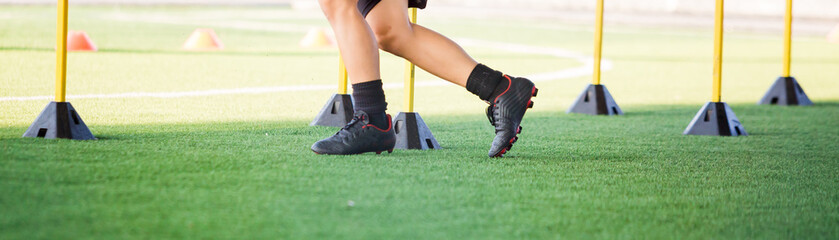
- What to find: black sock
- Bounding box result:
[487,75,511,103]
[465,64,507,102]
[352,80,389,129]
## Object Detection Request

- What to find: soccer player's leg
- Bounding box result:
[311,0,396,155]
[366,0,475,87]
[366,0,538,157]
[318,0,379,83]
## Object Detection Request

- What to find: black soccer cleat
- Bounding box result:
[486,75,537,158]
[311,111,396,155]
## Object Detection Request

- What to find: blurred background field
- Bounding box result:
[1,2,838,239]
[1,2,837,124]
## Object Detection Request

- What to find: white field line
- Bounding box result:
[0,17,612,102]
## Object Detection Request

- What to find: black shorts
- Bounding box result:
[357,0,427,18]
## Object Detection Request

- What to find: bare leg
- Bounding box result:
[366,0,478,87]
[318,0,381,84]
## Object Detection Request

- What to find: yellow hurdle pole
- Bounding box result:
[711,0,724,103]
[338,55,348,94]
[782,0,793,77]
[403,8,418,112]
[55,0,69,102]
[592,0,605,85]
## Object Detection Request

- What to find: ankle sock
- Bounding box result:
[488,75,511,103]
[365,112,389,130]
[465,64,508,102]
[351,80,389,129]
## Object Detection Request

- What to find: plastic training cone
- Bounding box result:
[183,28,224,51]
[828,24,839,43]
[67,30,97,51]
[299,28,335,48]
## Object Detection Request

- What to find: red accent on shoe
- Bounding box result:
[517,126,522,134]
[493,147,509,157]
[376,151,382,154]
[363,114,393,132]
[493,75,513,104]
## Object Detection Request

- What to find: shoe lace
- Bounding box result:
[487,104,508,134]
[486,104,497,126]
[337,114,365,138]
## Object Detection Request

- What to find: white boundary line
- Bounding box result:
[1,17,612,102]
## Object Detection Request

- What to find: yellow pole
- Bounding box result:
[55,0,69,102]
[782,0,793,77]
[592,0,604,85]
[338,55,348,94]
[711,0,724,103]
[403,8,417,112]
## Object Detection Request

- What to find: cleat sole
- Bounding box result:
[313,149,392,155]
[495,148,508,157]
[376,149,394,155]
[527,100,534,109]
[494,136,520,158]
[532,87,538,97]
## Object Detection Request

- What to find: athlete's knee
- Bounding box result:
[318,0,358,20]
[372,23,412,53]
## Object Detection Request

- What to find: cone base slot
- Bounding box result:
[392,112,440,150]
[23,102,96,140]
[311,94,354,127]
[758,76,813,106]
[567,84,623,116]
[684,102,747,137]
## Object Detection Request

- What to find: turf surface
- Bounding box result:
[1,5,838,239]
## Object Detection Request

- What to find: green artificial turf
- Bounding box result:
[1,5,839,239]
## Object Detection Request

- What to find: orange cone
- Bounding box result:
[828,24,839,43]
[299,28,335,48]
[67,30,97,51]
[183,28,224,51]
